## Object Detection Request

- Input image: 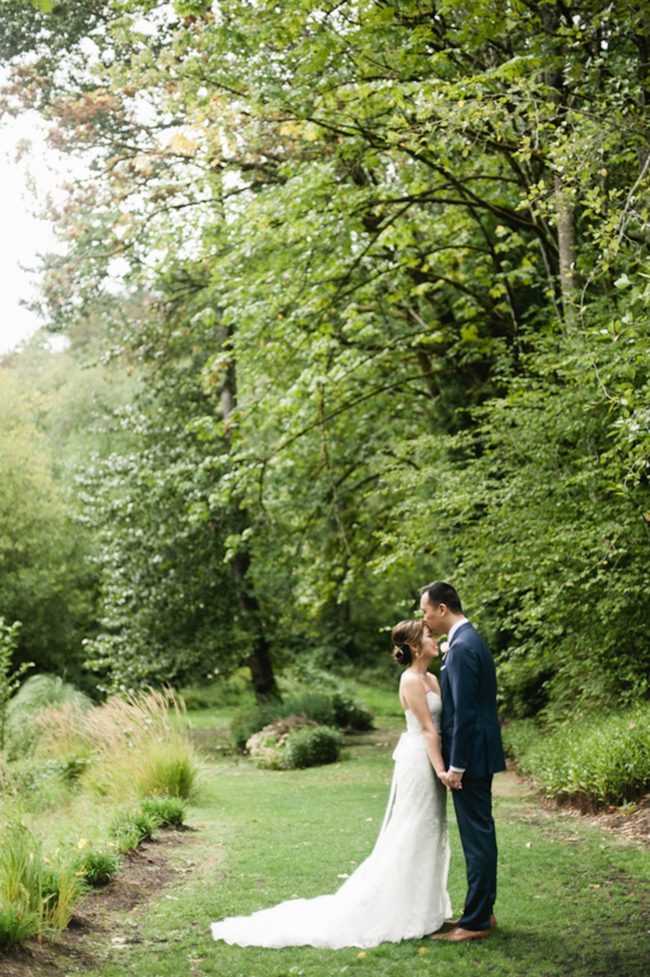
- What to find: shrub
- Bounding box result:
[506,705,650,807]
[501,718,540,760]
[278,664,375,731]
[230,702,282,751]
[283,693,337,726]
[6,673,93,758]
[140,796,186,828]
[230,688,373,751]
[74,847,120,887]
[330,693,374,731]
[7,757,86,812]
[246,716,318,770]
[283,726,343,770]
[180,668,254,709]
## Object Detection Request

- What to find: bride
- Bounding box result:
[210,619,452,948]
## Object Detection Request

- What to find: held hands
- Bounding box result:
[436,768,463,790]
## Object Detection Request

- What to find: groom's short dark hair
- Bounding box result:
[420,581,463,613]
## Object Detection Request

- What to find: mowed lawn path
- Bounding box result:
[76,719,649,977]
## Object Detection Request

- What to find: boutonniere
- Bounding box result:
[440,640,450,658]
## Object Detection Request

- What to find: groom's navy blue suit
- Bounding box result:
[439,621,506,932]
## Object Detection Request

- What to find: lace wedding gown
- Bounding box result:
[210,690,452,948]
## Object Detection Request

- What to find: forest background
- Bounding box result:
[0,0,648,727]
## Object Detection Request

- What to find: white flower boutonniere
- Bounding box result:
[440,640,450,657]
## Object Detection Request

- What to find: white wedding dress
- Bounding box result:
[210,690,452,948]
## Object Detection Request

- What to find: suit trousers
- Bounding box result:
[452,775,497,931]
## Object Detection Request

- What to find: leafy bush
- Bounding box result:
[330,692,373,731]
[180,668,254,709]
[506,705,650,807]
[283,693,337,726]
[230,702,283,751]
[278,665,375,731]
[246,716,318,770]
[6,673,93,758]
[140,796,186,828]
[74,847,120,887]
[230,689,373,751]
[283,726,343,770]
[501,718,540,760]
[7,756,89,812]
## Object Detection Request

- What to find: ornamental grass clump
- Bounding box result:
[0,903,40,946]
[76,688,198,802]
[140,796,186,828]
[0,822,83,944]
[74,847,120,887]
[109,810,157,847]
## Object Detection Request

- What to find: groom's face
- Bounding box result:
[420,594,446,636]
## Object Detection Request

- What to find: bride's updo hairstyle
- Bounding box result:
[391,619,426,666]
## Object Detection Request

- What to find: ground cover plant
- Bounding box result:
[503,704,650,807]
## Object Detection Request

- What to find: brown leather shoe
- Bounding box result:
[430,926,491,942]
[442,914,497,930]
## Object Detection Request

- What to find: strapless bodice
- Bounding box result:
[404,690,442,733]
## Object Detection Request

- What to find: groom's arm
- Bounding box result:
[447,642,480,773]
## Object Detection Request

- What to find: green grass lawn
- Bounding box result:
[70,713,649,977]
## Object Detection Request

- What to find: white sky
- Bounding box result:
[0,109,69,356]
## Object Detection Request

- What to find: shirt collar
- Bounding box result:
[448,617,469,644]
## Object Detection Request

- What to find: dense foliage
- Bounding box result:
[502,705,650,806]
[0,1,648,717]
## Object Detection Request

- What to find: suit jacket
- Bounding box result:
[439,621,506,778]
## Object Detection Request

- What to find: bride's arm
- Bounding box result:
[400,676,446,780]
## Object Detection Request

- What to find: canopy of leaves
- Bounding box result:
[0,0,648,715]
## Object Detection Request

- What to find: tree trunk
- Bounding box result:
[219,328,280,703]
[541,3,579,328]
[555,176,579,327]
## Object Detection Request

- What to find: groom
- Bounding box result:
[419,581,506,942]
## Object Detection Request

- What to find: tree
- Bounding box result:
[1,0,647,714]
